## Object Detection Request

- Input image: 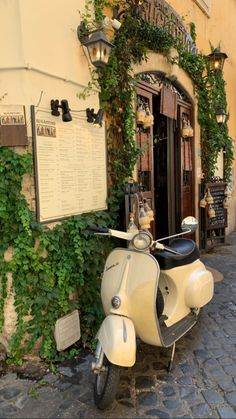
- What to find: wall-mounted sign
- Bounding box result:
[0,105,27,146]
[31,106,107,223]
[160,86,177,120]
[205,182,228,229]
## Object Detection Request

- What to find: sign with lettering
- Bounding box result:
[32,106,107,223]
[205,182,227,229]
[0,105,27,146]
[160,86,177,120]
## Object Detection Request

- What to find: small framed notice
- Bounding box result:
[31,106,108,223]
[0,105,27,146]
[55,310,81,351]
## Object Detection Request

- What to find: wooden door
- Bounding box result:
[178,104,194,222]
[136,86,156,238]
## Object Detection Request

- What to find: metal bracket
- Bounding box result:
[91,341,105,374]
[167,342,176,372]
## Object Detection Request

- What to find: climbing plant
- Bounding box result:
[0,0,234,364]
[0,146,115,364]
[177,41,233,180]
[96,8,233,182]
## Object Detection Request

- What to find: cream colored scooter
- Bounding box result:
[90,217,214,409]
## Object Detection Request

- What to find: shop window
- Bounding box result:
[194,0,211,16]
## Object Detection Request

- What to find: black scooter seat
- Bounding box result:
[153,238,200,270]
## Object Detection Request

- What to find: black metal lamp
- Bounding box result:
[50,101,103,127]
[94,109,104,127]
[86,108,104,127]
[86,108,95,123]
[207,48,228,73]
[51,99,60,117]
[77,22,114,68]
[216,108,227,125]
[51,99,72,122]
[61,100,72,122]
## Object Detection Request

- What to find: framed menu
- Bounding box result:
[31,106,107,223]
[205,182,227,229]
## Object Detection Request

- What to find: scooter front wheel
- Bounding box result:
[94,355,120,410]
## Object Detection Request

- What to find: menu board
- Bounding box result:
[32,106,107,223]
[205,182,227,229]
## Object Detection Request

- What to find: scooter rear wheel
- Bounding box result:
[94,355,120,410]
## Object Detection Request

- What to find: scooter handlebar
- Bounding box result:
[88,227,136,241]
[88,226,110,234]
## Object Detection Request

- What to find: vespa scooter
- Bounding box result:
[90,217,214,409]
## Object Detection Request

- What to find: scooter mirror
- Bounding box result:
[181,216,198,233]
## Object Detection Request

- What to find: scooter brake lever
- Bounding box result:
[94,232,111,236]
[163,245,183,256]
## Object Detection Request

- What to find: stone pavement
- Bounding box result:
[1,233,236,418]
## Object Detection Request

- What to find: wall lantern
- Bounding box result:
[207,48,228,74]
[77,22,114,68]
[215,108,227,125]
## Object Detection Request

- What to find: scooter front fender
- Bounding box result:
[97,315,136,367]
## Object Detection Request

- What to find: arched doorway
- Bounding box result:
[136,72,194,239]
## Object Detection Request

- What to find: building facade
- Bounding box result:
[0,0,235,357]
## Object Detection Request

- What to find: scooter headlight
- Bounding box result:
[132,231,152,251]
[111,296,121,309]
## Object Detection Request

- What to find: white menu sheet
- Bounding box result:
[33,108,107,223]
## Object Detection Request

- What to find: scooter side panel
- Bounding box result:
[101,249,163,347]
[97,315,136,367]
[160,259,214,327]
[185,262,214,308]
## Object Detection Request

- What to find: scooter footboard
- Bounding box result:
[97,315,136,367]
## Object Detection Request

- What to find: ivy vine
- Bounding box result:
[98,8,233,182]
[0,0,234,364]
[0,145,117,363]
[177,42,233,180]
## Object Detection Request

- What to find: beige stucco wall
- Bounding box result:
[0,0,100,128]
[0,0,100,345]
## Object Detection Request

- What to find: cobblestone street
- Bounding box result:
[1,233,236,418]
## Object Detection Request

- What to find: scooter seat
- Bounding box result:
[153,238,200,270]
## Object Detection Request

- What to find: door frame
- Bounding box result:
[178,101,195,221]
[136,85,157,238]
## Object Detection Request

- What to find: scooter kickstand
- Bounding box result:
[167,343,176,372]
